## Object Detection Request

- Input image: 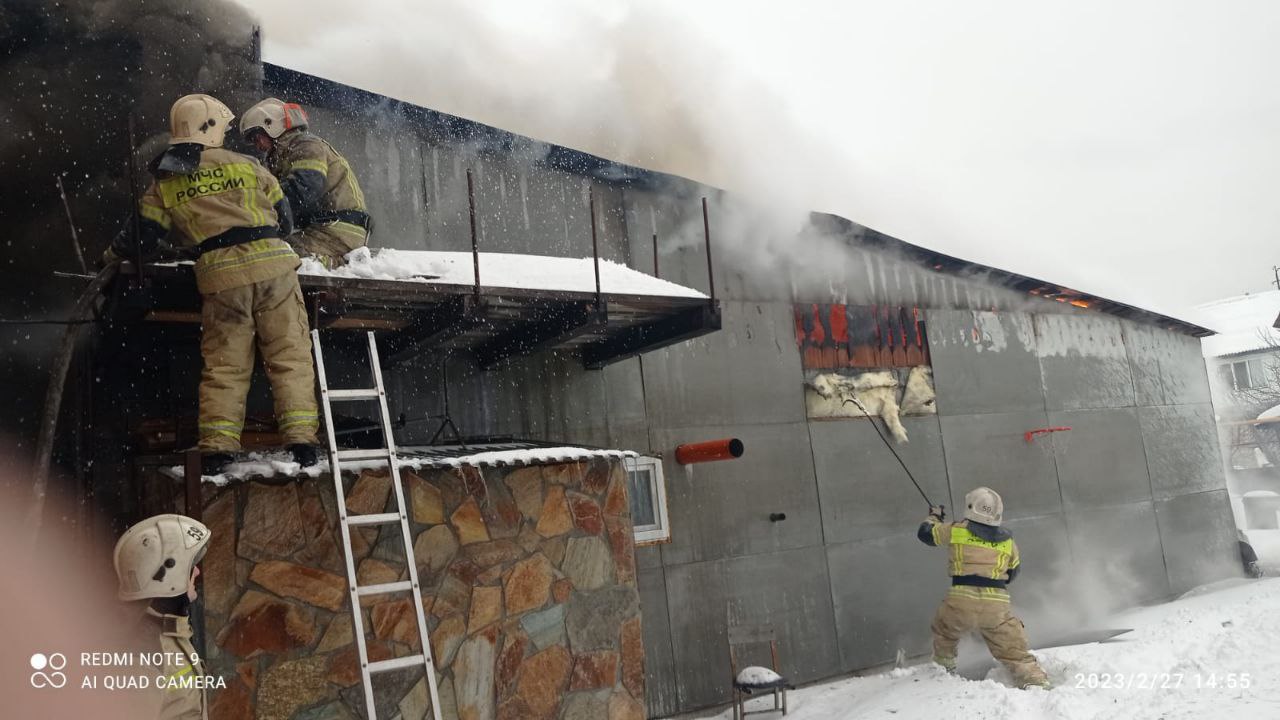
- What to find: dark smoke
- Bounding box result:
[0,0,260,465]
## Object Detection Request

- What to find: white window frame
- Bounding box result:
[625,456,671,546]
[1232,358,1267,390]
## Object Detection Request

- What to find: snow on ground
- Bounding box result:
[675,579,1280,720]
[1244,529,1280,572]
[298,247,708,298]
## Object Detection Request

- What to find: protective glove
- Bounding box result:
[928,505,946,521]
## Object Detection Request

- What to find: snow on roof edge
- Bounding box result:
[168,445,640,486]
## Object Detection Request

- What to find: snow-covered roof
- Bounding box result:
[299,247,707,299]
[1195,291,1280,358]
[164,442,639,486]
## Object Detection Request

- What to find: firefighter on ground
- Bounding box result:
[239,98,370,268]
[102,94,320,473]
[113,514,212,719]
[917,487,1051,689]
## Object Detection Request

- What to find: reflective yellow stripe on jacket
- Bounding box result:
[949,527,1015,579]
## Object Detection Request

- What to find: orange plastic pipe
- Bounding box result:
[675,438,745,465]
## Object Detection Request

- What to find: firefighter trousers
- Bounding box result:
[198,271,319,451]
[930,589,1048,687]
[289,221,368,268]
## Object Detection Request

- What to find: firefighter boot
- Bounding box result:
[289,444,318,468]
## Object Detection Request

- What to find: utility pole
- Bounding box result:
[1272,266,1280,290]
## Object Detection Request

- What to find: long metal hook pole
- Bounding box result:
[701,197,715,302]
[467,168,480,297]
[588,185,602,304]
[841,395,935,508]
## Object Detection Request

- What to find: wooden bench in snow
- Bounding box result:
[728,623,796,719]
[121,247,721,369]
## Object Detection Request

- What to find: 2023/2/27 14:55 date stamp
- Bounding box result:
[1073,673,1252,690]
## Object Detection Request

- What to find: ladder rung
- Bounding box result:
[347,512,401,526]
[326,388,381,400]
[336,448,391,461]
[368,654,427,675]
[356,580,413,597]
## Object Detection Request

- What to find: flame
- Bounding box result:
[1070,299,1091,308]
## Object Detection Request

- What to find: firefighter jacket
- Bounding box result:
[141,607,208,720]
[106,145,299,295]
[918,516,1022,591]
[268,129,369,230]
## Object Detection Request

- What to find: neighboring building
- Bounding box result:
[73,61,1241,720]
[1197,292,1280,563]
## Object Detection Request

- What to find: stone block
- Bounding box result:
[608,689,646,720]
[208,673,251,720]
[399,676,431,720]
[603,473,628,517]
[553,578,574,604]
[605,516,636,586]
[566,586,639,653]
[497,697,533,720]
[218,590,316,658]
[202,491,238,615]
[561,690,609,720]
[562,536,615,591]
[505,466,545,520]
[295,701,357,720]
[463,539,525,569]
[515,645,572,719]
[452,496,492,545]
[249,560,347,611]
[372,598,421,648]
[316,616,352,653]
[325,640,392,687]
[414,524,459,583]
[541,536,568,567]
[339,666,419,720]
[536,485,573,537]
[238,483,305,561]
[455,628,499,720]
[544,462,586,486]
[567,492,604,535]
[431,613,467,669]
[459,465,488,503]
[517,523,543,553]
[346,469,392,516]
[620,616,644,700]
[409,471,445,525]
[583,460,611,495]
[505,553,554,616]
[433,574,472,618]
[256,655,333,720]
[520,603,568,652]
[497,630,528,699]
[469,585,503,634]
[569,650,618,690]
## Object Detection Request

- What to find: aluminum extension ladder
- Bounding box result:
[311,329,444,720]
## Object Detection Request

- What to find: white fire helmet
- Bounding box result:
[240,98,309,140]
[113,514,211,601]
[169,94,234,147]
[964,486,1004,526]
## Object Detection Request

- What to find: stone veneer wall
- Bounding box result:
[200,458,646,720]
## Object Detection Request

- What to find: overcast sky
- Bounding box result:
[233,0,1280,327]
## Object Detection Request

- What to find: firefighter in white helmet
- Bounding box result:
[113,514,212,719]
[102,94,320,474]
[917,487,1050,688]
[240,98,370,268]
